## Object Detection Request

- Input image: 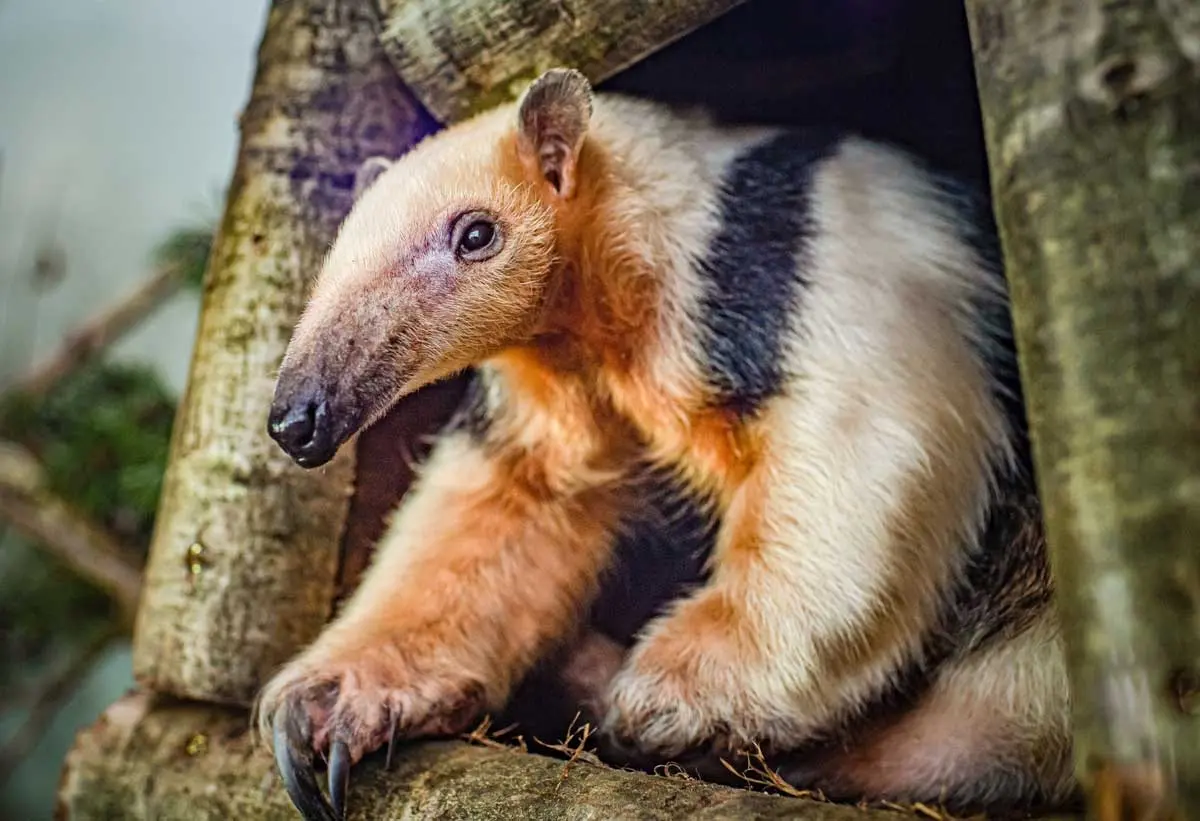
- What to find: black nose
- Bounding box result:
[267,392,336,468]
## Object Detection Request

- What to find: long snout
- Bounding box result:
[266,321,377,469]
[267,373,345,468]
[267,265,456,467]
[267,306,414,468]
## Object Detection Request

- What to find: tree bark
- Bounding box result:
[373,0,749,123]
[963,4,1200,820]
[131,0,436,706]
[58,692,987,821]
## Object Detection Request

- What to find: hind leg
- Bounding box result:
[779,610,1076,812]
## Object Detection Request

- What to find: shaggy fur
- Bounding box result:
[259,68,1075,819]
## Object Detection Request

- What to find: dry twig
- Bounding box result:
[4,262,186,399]
[460,714,527,754]
[534,712,604,788]
[720,743,819,799]
[0,439,142,618]
[653,761,697,781]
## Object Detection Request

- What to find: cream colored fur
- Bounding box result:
[601,136,1020,756]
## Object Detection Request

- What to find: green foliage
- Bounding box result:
[0,535,115,689]
[0,362,176,552]
[153,223,214,291]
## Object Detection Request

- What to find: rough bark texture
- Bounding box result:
[58,692,954,821]
[964,3,1200,819]
[373,0,749,123]
[131,0,436,706]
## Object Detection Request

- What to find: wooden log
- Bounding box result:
[373,0,750,123]
[131,0,437,706]
[963,3,1200,819]
[59,692,1011,821]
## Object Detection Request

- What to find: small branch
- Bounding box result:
[4,262,185,399]
[0,439,142,619]
[0,626,120,788]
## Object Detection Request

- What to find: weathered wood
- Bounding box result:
[58,692,976,821]
[964,3,1200,819]
[131,0,436,706]
[374,0,749,123]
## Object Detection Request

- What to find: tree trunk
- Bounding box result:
[131,0,436,706]
[373,0,749,123]
[59,692,1002,821]
[963,4,1200,820]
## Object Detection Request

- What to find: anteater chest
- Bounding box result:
[603,371,763,504]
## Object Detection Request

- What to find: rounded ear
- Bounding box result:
[516,68,593,199]
[352,155,394,201]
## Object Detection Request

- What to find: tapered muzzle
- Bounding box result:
[267,377,340,468]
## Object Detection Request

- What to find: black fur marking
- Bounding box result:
[442,370,718,645]
[498,461,718,744]
[442,367,492,441]
[920,171,1048,654]
[919,174,1049,658]
[948,479,1051,653]
[589,463,719,645]
[696,129,843,414]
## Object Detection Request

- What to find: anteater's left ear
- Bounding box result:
[516,68,593,199]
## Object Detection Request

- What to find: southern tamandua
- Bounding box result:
[258,68,1074,821]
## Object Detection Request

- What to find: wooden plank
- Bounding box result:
[374,0,750,123]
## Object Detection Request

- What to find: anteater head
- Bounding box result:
[268,68,594,467]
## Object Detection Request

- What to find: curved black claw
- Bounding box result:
[384,713,399,772]
[273,706,338,821]
[328,740,351,820]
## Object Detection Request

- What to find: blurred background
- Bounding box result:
[0,2,268,817]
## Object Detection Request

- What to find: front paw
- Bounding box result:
[600,630,745,761]
[257,642,486,821]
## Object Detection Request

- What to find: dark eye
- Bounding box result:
[452,212,503,261]
[460,221,494,253]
